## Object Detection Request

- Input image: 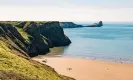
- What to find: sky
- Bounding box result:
[0,0,133,22]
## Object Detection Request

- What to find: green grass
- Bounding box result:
[0,40,64,80]
[0,21,75,80]
[23,21,31,29]
[15,27,32,44]
[16,27,30,40]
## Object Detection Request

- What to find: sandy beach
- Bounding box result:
[33,56,133,80]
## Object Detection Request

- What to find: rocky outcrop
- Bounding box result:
[86,21,103,27]
[60,22,83,28]
[0,21,75,80]
[0,22,30,58]
[0,39,75,80]
[23,21,71,47]
[0,21,71,57]
[60,21,103,28]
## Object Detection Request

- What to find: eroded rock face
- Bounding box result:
[22,21,71,47]
[0,22,75,80]
[0,22,30,58]
[0,21,71,57]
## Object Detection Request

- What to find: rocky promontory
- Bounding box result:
[0,21,71,57]
[85,21,103,27]
[60,22,83,28]
[60,21,103,28]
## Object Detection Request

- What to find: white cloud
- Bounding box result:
[0,6,133,22]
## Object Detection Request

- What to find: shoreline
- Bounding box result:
[33,56,133,80]
[33,55,133,64]
[46,46,133,64]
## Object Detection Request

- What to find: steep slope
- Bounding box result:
[0,21,74,80]
[0,22,30,58]
[16,21,71,56]
[0,21,71,57]
[18,21,71,46]
[0,39,74,80]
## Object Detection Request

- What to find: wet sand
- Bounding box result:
[46,47,66,56]
[33,56,133,80]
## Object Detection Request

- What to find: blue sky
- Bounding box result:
[0,0,133,22]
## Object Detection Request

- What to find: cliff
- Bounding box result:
[0,21,71,57]
[60,21,103,28]
[86,21,103,27]
[60,22,83,28]
[0,21,74,80]
[16,21,71,56]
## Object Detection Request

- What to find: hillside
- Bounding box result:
[0,21,74,80]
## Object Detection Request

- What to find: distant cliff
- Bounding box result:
[60,22,83,28]
[85,21,103,27]
[60,21,103,28]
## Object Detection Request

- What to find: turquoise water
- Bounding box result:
[61,23,133,63]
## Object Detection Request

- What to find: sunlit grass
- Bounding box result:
[0,40,63,80]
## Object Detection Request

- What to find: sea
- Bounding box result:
[50,22,133,63]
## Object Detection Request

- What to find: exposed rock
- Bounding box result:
[60,22,83,28]
[86,21,103,27]
[98,21,103,26]
[0,21,75,80]
[0,22,30,58]
[16,21,27,28]
[60,21,103,28]
[0,21,71,57]
[23,21,71,47]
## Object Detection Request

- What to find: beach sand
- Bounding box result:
[33,56,133,80]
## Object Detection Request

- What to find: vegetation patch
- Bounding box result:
[0,40,73,80]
